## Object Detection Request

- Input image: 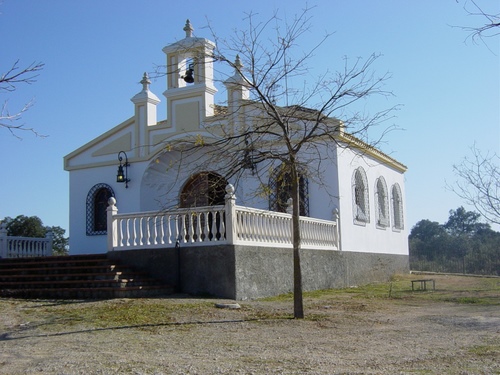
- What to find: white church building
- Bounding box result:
[64,21,409,299]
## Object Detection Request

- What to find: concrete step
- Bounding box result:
[0,253,174,300]
[0,285,175,299]
[0,271,147,282]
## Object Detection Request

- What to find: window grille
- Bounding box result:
[179,172,227,208]
[269,165,309,216]
[86,184,115,236]
[391,183,404,230]
[375,177,390,228]
[352,167,370,224]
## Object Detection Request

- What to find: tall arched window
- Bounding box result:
[375,177,390,228]
[352,167,370,224]
[180,172,227,208]
[86,184,115,235]
[179,172,227,242]
[391,183,404,230]
[269,164,309,216]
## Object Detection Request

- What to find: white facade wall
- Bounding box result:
[69,160,150,254]
[336,146,408,255]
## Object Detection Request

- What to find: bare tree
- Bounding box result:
[450,145,500,225]
[159,9,398,318]
[0,59,45,138]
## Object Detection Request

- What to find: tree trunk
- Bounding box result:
[291,162,304,319]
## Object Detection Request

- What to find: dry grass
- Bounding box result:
[0,273,499,374]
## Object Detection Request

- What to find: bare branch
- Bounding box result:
[459,0,500,45]
[449,145,500,225]
[0,60,45,138]
[0,60,44,92]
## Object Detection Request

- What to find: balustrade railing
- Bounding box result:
[107,184,339,251]
[0,224,53,258]
[108,205,226,250]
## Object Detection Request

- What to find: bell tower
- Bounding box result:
[162,20,217,132]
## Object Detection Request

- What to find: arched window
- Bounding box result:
[352,167,370,224]
[269,164,309,216]
[391,183,404,230]
[180,172,227,208]
[375,177,389,228]
[86,184,115,235]
[179,172,227,242]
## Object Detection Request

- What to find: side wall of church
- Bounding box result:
[336,146,408,255]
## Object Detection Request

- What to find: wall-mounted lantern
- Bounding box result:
[116,151,130,188]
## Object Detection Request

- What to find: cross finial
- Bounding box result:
[184,19,194,38]
[140,72,151,91]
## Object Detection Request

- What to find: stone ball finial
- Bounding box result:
[108,197,117,206]
[225,184,235,196]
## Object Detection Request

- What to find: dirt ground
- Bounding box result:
[0,274,499,375]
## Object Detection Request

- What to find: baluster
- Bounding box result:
[126,218,131,246]
[239,212,245,240]
[134,218,139,246]
[263,213,269,242]
[208,211,215,241]
[149,217,155,245]
[219,210,225,240]
[243,212,249,241]
[196,212,202,242]
[167,215,173,244]
[279,216,285,244]
[304,221,311,246]
[255,212,260,242]
[188,213,194,243]
[272,215,278,243]
[143,217,148,245]
[181,214,187,243]
[280,215,286,243]
[116,218,122,248]
[257,213,263,242]
[173,215,179,244]
[203,211,209,242]
[158,216,164,245]
[153,216,158,245]
[252,212,257,242]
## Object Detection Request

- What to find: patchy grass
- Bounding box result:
[260,274,500,310]
[468,343,500,357]
[2,274,498,333]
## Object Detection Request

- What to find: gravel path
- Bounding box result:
[0,278,499,374]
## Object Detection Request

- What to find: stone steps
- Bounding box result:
[0,254,174,299]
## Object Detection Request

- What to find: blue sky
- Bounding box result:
[0,0,498,235]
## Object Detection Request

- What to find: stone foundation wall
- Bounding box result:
[109,245,409,300]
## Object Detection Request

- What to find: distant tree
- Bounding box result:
[409,219,447,242]
[0,59,45,138]
[444,206,490,237]
[409,207,499,275]
[409,220,450,261]
[3,215,45,238]
[49,226,70,256]
[450,146,499,225]
[1,215,69,255]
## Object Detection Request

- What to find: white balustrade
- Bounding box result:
[108,204,227,250]
[107,185,339,251]
[0,224,53,258]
